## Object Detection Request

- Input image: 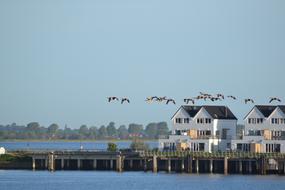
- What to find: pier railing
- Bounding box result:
[141,151,285,159]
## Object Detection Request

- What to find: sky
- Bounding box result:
[0,0,285,128]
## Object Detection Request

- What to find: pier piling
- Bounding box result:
[224,157,228,175]
[153,155,157,173]
[167,158,171,172]
[209,159,213,173]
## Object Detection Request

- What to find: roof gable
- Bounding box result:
[171,106,192,120]
[193,107,212,119]
[268,107,285,119]
[244,106,265,120]
[255,105,277,117]
[177,105,237,120]
[248,105,285,118]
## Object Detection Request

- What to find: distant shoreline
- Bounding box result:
[0,139,158,142]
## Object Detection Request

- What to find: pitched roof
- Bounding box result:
[178,105,237,120]
[253,105,285,118]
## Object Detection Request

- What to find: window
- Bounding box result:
[175,118,182,124]
[248,118,251,124]
[271,118,285,125]
[197,118,203,124]
[279,118,285,124]
[206,130,211,136]
[266,144,281,153]
[248,130,254,136]
[237,144,243,151]
[184,118,190,123]
[205,118,211,124]
[197,118,211,124]
[257,118,263,124]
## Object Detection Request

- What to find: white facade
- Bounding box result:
[231,105,285,153]
[159,105,237,153]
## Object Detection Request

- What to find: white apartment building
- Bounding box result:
[159,105,237,153]
[231,105,285,153]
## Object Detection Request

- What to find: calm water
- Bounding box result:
[1,142,285,190]
[0,170,285,190]
[0,141,158,151]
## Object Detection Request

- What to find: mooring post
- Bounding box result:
[139,159,143,169]
[187,155,192,173]
[116,155,122,172]
[153,155,157,173]
[77,159,81,170]
[195,159,199,173]
[262,157,267,175]
[260,156,267,175]
[130,159,133,170]
[32,157,36,170]
[45,158,48,169]
[174,159,178,172]
[167,158,171,172]
[209,159,213,173]
[224,156,228,175]
[255,160,259,173]
[239,160,243,174]
[61,159,64,170]
[248,160,252,174]
[40,159,44,168]
[110,159,114,170]
[48,152,55,171]
[181,158,185,172]
[283,161,285,175]
[144,157,148,172]
[93,159,97,170]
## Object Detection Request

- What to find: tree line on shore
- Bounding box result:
[0,122,170,140]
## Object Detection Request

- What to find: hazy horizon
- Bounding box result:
[1,0,285,128]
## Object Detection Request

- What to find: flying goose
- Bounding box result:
[217,94,224,99]
[210,97,221,102]
[195,95,204,100]
[166,99,176,105]
[108,97,119,102]
[184,98,195,104]
[227,95,236,100]
[145,97,154,102]
[245,98,254,104]
[269,97,281,103]
[121,98,130,104]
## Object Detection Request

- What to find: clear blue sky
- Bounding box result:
[0,0,284,128]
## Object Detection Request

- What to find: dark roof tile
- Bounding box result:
[181,105,237,120]
[254,105,285,117]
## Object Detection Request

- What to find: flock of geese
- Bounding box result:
[107,92,282,105]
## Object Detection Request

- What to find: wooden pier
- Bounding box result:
[5,150,285,175]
